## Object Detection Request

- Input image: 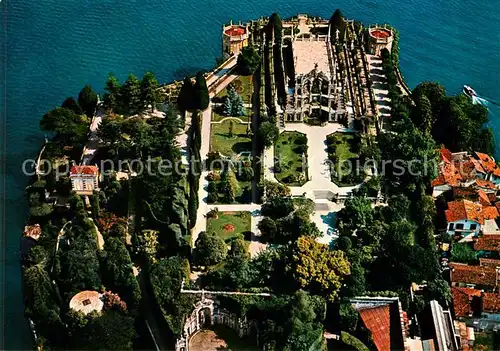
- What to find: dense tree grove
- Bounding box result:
[102,72,161,115]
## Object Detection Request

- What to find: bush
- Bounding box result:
[207,192,218,204]
[237,165,254,181]
[340,331,369,351]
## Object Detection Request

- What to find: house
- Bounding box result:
[452,287,500,323]
[449,262,499,290]
[445,200,483,237]
[350,297,407,351]
[70,165,99,196]
[474,152,500,185]
[431,149,500,198]
[473,235,500,257]
[445,200,499,237]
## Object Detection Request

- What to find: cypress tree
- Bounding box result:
[194,72,209,110]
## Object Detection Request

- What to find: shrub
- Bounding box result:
[207,192,218,204]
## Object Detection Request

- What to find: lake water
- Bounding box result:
[3,0,499,348]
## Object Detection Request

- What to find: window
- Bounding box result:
[456,223,464,230]
[82,299,91,306]
[470,224,478,230]
[448,223,454,230]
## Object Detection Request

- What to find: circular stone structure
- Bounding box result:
[367,27,394,56]
[369,28,392,39]
[69,290,103,315]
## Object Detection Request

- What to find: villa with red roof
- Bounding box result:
[70,165,99,196]
[452,287,500,323]
[445,199,499,238]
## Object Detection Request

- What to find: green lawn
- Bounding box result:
[216,75,253,103]
[206,211,252,241]
[210,119,252,157]
[326,132,364,187]
[274,131,308,186]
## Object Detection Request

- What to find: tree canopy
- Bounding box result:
[193,231,228,267]
[78,85,98,118]
[292,236,350,301]
[237,45,261,76]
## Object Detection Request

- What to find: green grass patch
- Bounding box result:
[210,119,252,157]
[274,131,308,186]
[206,211,252,242]
[326,132,365,187]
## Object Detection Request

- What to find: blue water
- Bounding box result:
[3,0,499,348]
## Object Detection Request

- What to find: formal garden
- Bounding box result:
[274,131,308,186]
[326,132,366,186]
[212,79,250,122]
[206,210,252,242]
[215,76,253,103]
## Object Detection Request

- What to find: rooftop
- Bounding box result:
[24,224,41,240]
[359,305,392,351]
[474,235,500,251]
[224,26,246,38]
[449,262,498,287]
[445,200,484,224]
[70,165,98,176]
[451,287,481,317]
[293,41,332,80]
[482,292,500,313]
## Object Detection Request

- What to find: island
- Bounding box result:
[21,9,498,351]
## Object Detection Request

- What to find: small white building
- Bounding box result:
[70,165,99,196]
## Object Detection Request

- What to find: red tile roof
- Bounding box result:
[477,190,492,206]
[225,26,246,37]
[475,152,497,173]
[483,206,499,220]
[24,224,41,240]
[474,179,497,190]
[474,235,500,251]
[70,165,98,175]
[449,262,498,287]
[452,287,481,317]
[480,258,500,267]
[432,163,463,187]
[359,305,391,351]
[482,293,500,313]
[445,200,484,224]
[440,148,453,164]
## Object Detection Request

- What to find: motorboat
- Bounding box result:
[463,85,477,97]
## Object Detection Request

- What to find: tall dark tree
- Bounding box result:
[78,85,98,118]
[122,73,142,113]
[141,72,160,112]
[61,97,83,115]
[193,72,209,110]
[177,77,194,111]
[329,9,346,42]
[103,73,122,112]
